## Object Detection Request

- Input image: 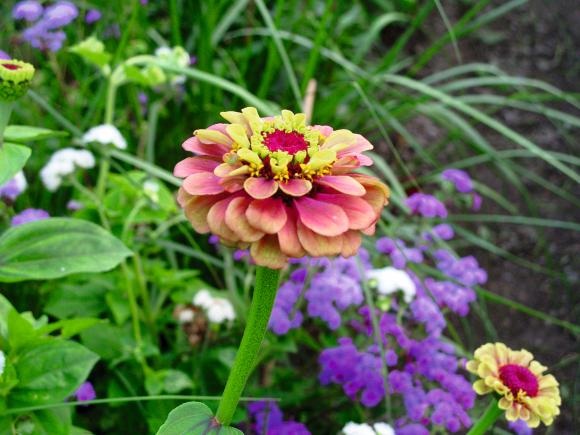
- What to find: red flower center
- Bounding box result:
[263,130,308,154]
[499,364,539,397]
[1,63,21,70]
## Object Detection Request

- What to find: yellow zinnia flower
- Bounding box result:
[466,342,561,428]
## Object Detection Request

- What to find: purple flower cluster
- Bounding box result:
[319,338,386,407]
[248,401,310,435]
[269,270,305,335]
[376,238,424,269]
[269,253,368,334]
[405,193,448,218]
[11,208,49,226]
[13,1,78,51]
[422,223,454,242]
[441,169,473,193]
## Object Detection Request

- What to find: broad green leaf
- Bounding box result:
[28,408,72,435]
[9,340,99,406]
[156,402,243,435]
[36,317,104,339]
[0,218,132,282]
[3,125,68,143]
[7,309,37,350]
[44,276,111,319]
[0,142,31,186]
[69,36,112,69]
[145,369,193,395]
[0,293,15,340]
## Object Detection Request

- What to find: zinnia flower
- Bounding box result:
[174,107,390,268]
[466,342,561,428]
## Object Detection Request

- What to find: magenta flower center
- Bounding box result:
[499,364,539,397]
[1,63,21,70]
[263,130,308,154]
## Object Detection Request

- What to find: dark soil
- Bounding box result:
[412,1,579,433]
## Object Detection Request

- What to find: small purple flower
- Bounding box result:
[22,24,67,52]
[508,419,533,435]
[85,9,102,24]
[472,193,482,211]
[0,50,10,60]
[189,56,197,65]
[74,381,96,401]
[423,224,454,242]
[138,92,148,116]
[405,193,448,218]
[43,1,78,29]
[0,172,26,201]
[208,235,219,245]
[441,169,473,193]
[66,200,84,211]
[248,401,310,434]
[12,1,43,21]
[11,208,49,226]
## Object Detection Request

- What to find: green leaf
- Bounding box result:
[0,218,132,282]
[9,340,99,406]
[28,408,72,435]
[3,125,69,143]
[145,369,193,395]
[44,276,111,319]
[7,309,37,350]
[69,36,112,69]
[0,142,31,186]
[156,402,243,435]
[36,317,104,339]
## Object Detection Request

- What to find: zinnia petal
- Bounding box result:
[277,209,306,258]
[316,175,366,196]
[297,221,343,256]
[183,172,225,195]
[182,136,229,157]
[250,235,287,269]
[279,178,312,196]
[174,157,219,177]
[246,198,287,234]
[295,197,349,237]
[225,197,264,242]
[244,177,279,199]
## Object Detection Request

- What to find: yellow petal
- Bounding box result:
[305,149,336,171]
[473,380,492,395]
[320,129,356,152]
[237,148,263,166]
[226,123,250,148]
[195,129,233,146]
[242,107,262,128]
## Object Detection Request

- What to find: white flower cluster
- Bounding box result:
[82,124,127,150]
[10,171,27,193]
[40,148,96,191]
[0,350,5,377]
[342,422,395,435]
[193,289,235,324]
[143,180,160,204]
[366,267,416,303]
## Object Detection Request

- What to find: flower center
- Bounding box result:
[499,364,539,398]
[1,63,21,70]
[263,130,309,154]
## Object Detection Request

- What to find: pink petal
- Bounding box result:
[315,175,366,197]
[181,191,225,234]
[243,177,279,199]
[337,133,373,156]
[246,198,287,234]
[316,193,376,230]
[225,197,264,242]
[174,157,220,178]
[296,221,343,257]
[183,172,225,195]
[207,196,241,242]
[278,209,306,258]
[221,176,245,193]
[340,231,362,257]
[250,235,288,269]
[182,136,229,158]
[295,197,349,237]
[312,125,333,137]
[279,178,312,197]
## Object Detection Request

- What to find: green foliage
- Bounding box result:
[0,218,132,282]
[156,401,243,435]
[0,142,30,186]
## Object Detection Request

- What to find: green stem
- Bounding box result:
[467,398,503,435]
[215,266,281,426]
[0,101,14,146]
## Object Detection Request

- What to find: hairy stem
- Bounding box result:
[215,266,280,425]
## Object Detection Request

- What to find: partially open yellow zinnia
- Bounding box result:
[466,342,561,428]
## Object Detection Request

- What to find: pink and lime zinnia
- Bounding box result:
[174,107,390,268]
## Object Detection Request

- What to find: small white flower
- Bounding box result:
[13,171,27,193]
[177,308,195,324]
[366,267,416,303]
[0,350,5,377]
[40,148,96,191]
[342,422,375,435]
[373,423,395,435]
[82,124,127,150]
[143,180,160,203]
[193,289,235,324]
